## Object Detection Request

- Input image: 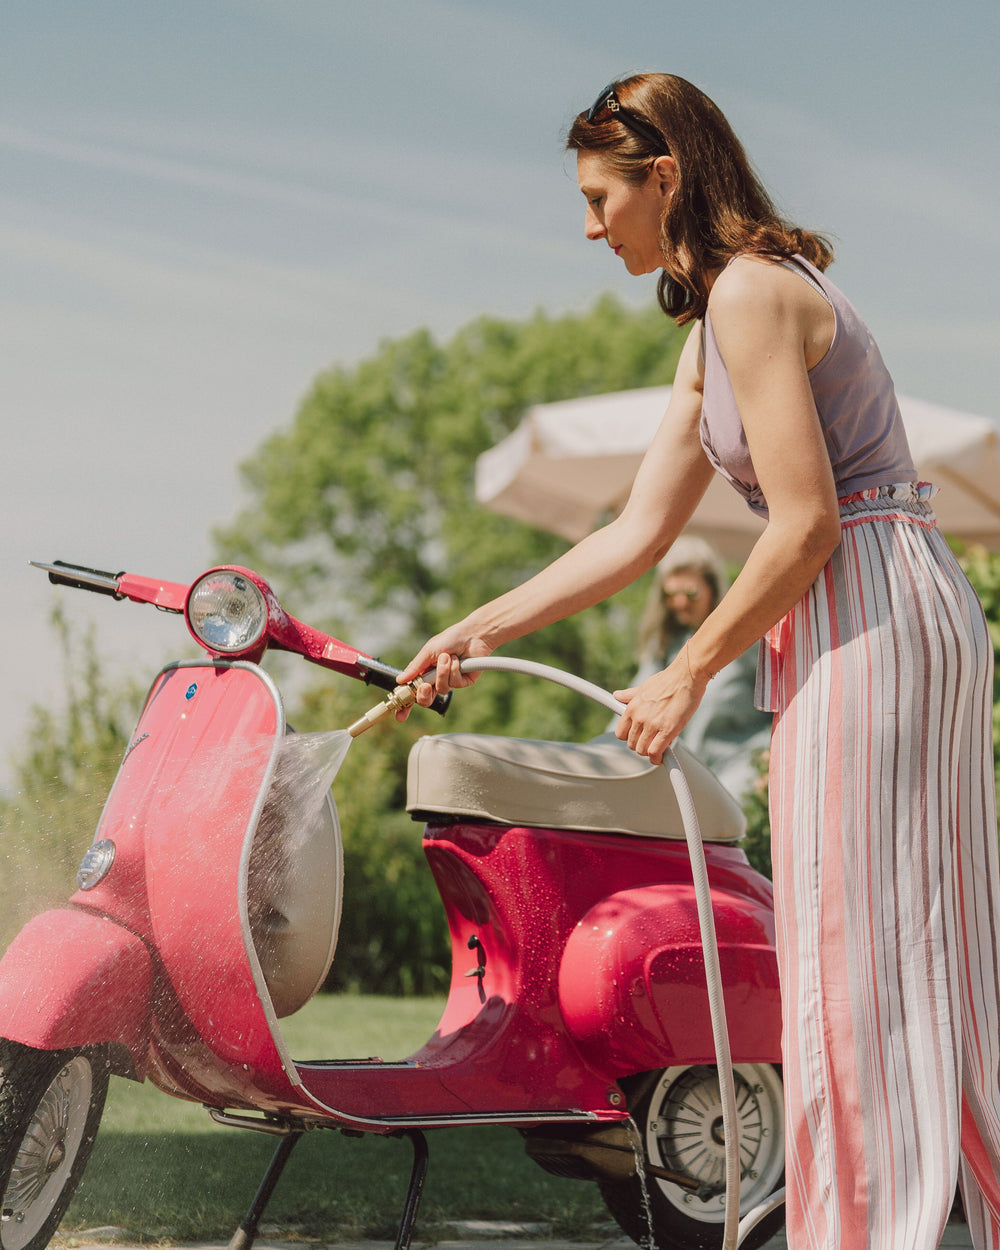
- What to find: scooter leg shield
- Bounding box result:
[0,908,152,1077]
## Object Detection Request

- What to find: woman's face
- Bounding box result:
[576,150,675,276]
[662,569,715,630]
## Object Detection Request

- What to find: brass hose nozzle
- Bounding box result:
[347,685,417,737]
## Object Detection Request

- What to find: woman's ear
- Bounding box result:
[651,155,677,198]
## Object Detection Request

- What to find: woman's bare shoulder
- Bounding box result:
[709,255,809,314]
[708,256,830,352]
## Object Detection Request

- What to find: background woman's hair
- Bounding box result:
[636,535,730,662]
[566,73,834,324]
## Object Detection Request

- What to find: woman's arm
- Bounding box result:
[399,325,715,699]
[686,258,841,671]
[615,258,842,762]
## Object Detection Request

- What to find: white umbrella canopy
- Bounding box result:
[475,386,1000,560]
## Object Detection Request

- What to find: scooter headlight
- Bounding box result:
[77,839,116,891]
[187,570,268,654]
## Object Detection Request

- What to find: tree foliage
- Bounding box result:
[213,294,689,991]
[217,295,686,704]
[0,609,142,950]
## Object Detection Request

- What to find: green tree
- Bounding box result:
[0,609,142,950]
[217,295,687,712]
[214,294,689,990]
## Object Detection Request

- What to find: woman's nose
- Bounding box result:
[584,209,605,241]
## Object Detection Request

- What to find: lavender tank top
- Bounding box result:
[699,256,915,516]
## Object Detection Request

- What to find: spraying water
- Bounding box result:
[261,730,353,845]
[627,1116,659,1250]
[248,729,352,1018]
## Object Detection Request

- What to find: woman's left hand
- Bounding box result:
[613,651,709,765]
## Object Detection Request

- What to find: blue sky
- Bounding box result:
[1,0,997,787]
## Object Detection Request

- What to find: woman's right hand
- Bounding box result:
[396,623,496,711]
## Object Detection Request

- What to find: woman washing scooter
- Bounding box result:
[399,73,1000,1250]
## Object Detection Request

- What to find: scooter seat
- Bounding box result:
[406,732,746,842]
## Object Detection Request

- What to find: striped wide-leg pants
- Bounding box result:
[760,485,1000,1250]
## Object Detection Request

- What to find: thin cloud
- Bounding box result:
[0,121,395,219]
[0,120,580,268]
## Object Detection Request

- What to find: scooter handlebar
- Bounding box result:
[31,558,450,714]
[31,560,124,598]
[358,656,452,716]
[31,561,189,612]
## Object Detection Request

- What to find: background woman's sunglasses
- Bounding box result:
[586,84,671,154]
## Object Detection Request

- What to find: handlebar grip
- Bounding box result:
[359,657,452,716]
[33,560,124,598]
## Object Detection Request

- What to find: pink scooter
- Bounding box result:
[0,561,783,1250]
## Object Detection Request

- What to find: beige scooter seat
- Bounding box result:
[406,732,746,842]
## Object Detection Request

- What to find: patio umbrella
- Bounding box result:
[475,386,1000,559]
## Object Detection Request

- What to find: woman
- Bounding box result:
[398,74,1000,1250]
[628,535,772,801]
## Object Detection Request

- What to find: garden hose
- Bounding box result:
[457,655,785,1250]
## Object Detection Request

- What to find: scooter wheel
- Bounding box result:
[0,1041,110,1250]
[599,1062,785,1250]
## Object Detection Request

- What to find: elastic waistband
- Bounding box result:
[758,482,941,712]
[838,481,939,528]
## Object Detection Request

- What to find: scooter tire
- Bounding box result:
[0,1040,110,1250]
[599,1062,785,1250]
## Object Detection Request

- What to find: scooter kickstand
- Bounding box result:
[227,1130,303,1250]
[394,1129,430,1250]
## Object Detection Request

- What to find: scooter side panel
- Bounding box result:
[558,882,781,1069]
[0,908,152,1073]
[298,824,630,1123]
[403,822,779,1119]
[301,821,779,1128]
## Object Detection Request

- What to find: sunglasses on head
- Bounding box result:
[586,84,670,154]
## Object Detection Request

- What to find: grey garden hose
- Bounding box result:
[458,655,785,1250]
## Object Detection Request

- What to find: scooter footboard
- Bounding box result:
[0,907,152,1075]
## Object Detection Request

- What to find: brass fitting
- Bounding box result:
[347,685,417,737]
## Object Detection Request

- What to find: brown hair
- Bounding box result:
[637,536,728,662]
[566,74,833,324]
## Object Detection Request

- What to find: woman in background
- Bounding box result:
[630,535,771,801]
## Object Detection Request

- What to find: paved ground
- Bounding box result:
[56,1221,976,1249]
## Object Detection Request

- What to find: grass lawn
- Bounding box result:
[63,994,610,1243]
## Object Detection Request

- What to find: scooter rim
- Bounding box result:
[1,1056,94,1250]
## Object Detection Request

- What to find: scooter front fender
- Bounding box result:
[0,907,152,1077]
[559,881,780,1073]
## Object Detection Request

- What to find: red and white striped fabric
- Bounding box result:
[761,483,1000,1249]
